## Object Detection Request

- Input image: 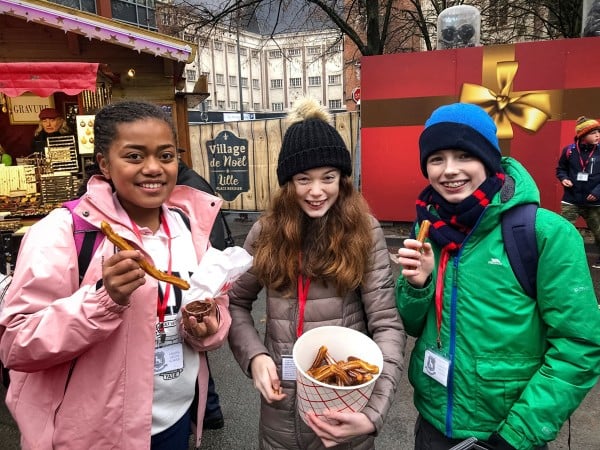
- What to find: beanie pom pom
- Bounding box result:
[287,97,331,125]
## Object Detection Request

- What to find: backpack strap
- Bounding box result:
[62,199,104,283]
[501,203,538,298]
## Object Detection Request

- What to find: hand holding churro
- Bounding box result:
[416,220,431,244]
[101,221,190,290]
[396,219,435,288]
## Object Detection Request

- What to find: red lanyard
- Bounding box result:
[296,253,311,337]
[297,274,311,337]
[434,248,451,348]
[576,143,594,171]
[129,213,173,329]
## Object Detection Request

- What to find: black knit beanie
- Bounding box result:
[419,102,502,177]
[277,98,352,185]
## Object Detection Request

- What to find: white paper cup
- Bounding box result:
[292,325,383,424]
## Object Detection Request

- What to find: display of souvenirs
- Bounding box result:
[46,135,79,172]
[0,165,37,196]
[76,114,95,155]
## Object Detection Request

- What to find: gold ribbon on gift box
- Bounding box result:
[460,60,551,140]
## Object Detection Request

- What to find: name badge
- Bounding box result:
[281,355,297,381]
[423,349,450,387]
[154,343,184,375]
[577,171,589,181]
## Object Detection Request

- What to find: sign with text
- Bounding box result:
[206,130,249,201]
[8,93,54,124]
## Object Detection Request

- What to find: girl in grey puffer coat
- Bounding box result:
[227,97,406,449]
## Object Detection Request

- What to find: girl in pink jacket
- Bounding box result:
[0,101,231,449]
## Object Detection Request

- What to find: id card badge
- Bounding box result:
[423,348,450,387]
[281,355,297,381]
[154,343,184,375]
[577,171,589,181]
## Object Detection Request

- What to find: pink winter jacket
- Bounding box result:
[0,177,232,449]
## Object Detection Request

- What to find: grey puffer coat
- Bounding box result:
[228,216,406,449]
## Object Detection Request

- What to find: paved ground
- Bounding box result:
[1,213,599,449]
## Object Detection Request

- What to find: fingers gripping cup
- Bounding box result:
[292,326,384,424]
[182,300,215,323]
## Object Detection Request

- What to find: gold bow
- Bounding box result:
[460,61,551,140]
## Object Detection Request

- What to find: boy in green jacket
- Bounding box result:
[395,102,600,450]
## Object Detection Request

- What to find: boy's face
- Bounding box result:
[98,118,178,227]
[582,129,600,146]
[426,149,487,204]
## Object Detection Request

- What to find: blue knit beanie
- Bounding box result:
[419,102,502,176]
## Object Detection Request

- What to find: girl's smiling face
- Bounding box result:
[98,118,178,228]
[292,167,341,218]
[426,149,487,203]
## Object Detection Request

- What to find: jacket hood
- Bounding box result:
[497,157,540,211]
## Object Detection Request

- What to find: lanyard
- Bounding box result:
[434,248,451,348]
[297,274,311,337]
[576,143,594,172]
[129,213,173,332]
[296,253,311,337]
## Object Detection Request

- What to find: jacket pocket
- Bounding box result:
[475,356,540,427]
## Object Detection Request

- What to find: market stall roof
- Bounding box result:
[0,62,99,97]
[0,0,196,64]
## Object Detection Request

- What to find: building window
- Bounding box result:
[230,101,238,110]
[50,0,96,13]
[241,77,249,87]
[307,46,320,56]
[186,70,197,82]
[270,79,283,89]
[253,102,261,110]
[328,74,341,85]
[269,50,282,58]
[217,100,226,109]
[183,33,196,42]
[251,50,259,59]
[201,71,211,82]
[289,77,302,87]
[287,48,300,57]
[215,74,225,85]
[243,102,249,111]
[205,100,212,109]
[214,41,223,51]
[239,48,247,56]
[327,43,342,53]
[229,75,237,86]
[308,76,321,86]
[252,78,260,89]
[227,44,236,54]
[329,99,342,109]
[272,102,284,111]
[111,0,156,30]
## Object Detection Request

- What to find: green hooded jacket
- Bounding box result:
[396,157,600,450]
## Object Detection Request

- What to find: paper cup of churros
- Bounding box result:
[292,326,384,424]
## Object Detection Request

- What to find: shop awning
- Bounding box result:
[0,62,99,97]
[0,0,195,64]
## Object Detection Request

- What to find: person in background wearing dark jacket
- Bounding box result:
[31,107,73,155]
[227,97,405,449]
[396,103,600,450]
[556,116,600,268]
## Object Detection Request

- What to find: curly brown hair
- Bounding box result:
[252,176,373,297]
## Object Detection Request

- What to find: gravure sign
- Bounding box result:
[8,93,54,124]
[205,131,249,201]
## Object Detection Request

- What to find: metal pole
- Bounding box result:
[236,22,244,118]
